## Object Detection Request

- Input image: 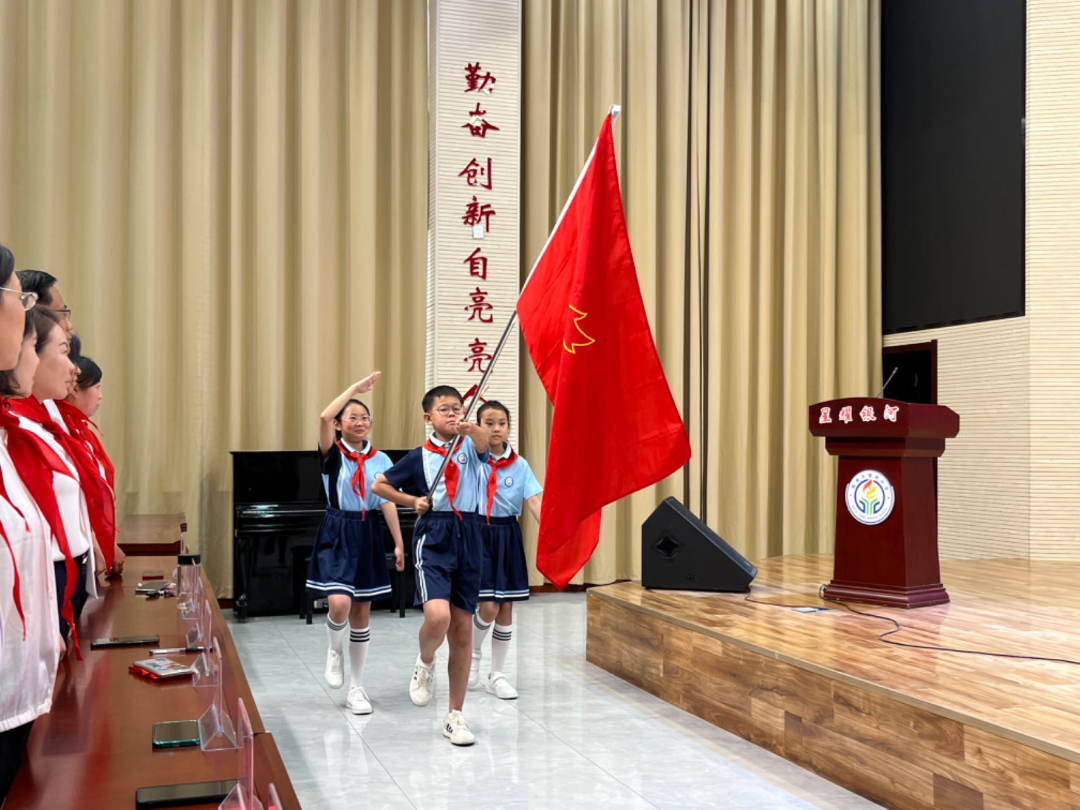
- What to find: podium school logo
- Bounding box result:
[845,470,895,526]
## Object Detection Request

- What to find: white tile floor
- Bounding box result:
[227,593,882,810]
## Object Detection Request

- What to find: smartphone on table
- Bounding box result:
[151,719,200,749]
[135,779,238,808]
[90,635,160,648]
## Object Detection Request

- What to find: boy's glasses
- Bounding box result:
[53,307,72,322]
[0,287,38,311]
[433,406,464,417]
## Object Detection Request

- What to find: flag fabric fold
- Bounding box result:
[516,112,691,589]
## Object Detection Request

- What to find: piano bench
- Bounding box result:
[385,551,412,619]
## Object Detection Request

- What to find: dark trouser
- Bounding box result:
[0,720,35,801]
[55,553,89,640]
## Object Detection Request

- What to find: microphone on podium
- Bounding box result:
[875,367,899,399]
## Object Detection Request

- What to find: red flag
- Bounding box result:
[516,111,691,589]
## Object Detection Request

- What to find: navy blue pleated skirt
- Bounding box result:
[305,507,391,601]
[478,516,530,603]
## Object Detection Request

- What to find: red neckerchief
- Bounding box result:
[484,447,518,525]
[336,440,377,520]
[0,470,29,638]
[0,401,83,658]
[55,400,115,490]
[54,402,117,566]
[10,397,115,572]
[424,438,461,519]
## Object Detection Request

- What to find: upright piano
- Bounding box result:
[231,449,419,621]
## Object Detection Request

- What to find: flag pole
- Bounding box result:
[425,312,518,502]
[423,104,622,503]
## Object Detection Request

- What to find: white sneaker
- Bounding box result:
[324,648,344,689]
[485,672,518,700]
[468,650,482,688]
[409,653,435,706]
[442,710,476,746]
[346,686,372,715]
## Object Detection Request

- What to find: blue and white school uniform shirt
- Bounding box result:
[321,440,392,512]
[382,434,489,514]
[478,445,543,519]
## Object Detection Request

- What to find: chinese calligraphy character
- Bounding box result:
[464,338,493,373]
[462,104,500,138]
[883,404,899,423]
[818,407,832,425]
[458,158,493,190]
[464,248,488,280]
[839,406,853,424]
[464,62,496,94]
[461,383,488,405]
[462,196,495,232]
[859,405,877,422]
[464,287,493,323]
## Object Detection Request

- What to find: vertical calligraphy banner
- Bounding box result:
[427,0,521,447]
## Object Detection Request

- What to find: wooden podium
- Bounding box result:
[809,398,959,608]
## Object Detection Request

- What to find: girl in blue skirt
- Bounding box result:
[306,371,404,714]
[469,401,543,699]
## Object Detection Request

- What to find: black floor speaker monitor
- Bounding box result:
[642,497,757,592]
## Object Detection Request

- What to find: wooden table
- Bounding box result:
[6,556,300,809]
[117,513,188,556]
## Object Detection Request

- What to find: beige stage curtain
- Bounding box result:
[0,0,429,597]
[520,0,881,585]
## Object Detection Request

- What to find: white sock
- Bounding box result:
[491,623,512,674]
[349,626,370,689]
[326,616,348,653]
[472,613,492,655]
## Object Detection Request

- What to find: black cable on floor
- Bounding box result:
[743,592,824,611]
[742,585,1080,668]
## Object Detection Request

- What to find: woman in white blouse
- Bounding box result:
[9,308,98,646]
[0,246,60,801]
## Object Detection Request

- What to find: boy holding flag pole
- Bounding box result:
[377,104,690,744]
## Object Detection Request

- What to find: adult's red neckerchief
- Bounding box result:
[0,401,83,657]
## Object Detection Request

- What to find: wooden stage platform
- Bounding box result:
[587,555,1080,810]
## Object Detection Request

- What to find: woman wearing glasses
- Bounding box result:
[14,270,71,335]
[305,372,405,716]
[0,245,63,801]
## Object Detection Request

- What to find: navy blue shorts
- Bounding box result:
[413,511,482,613]
[478,517,530,603]
[306,507,391,601]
